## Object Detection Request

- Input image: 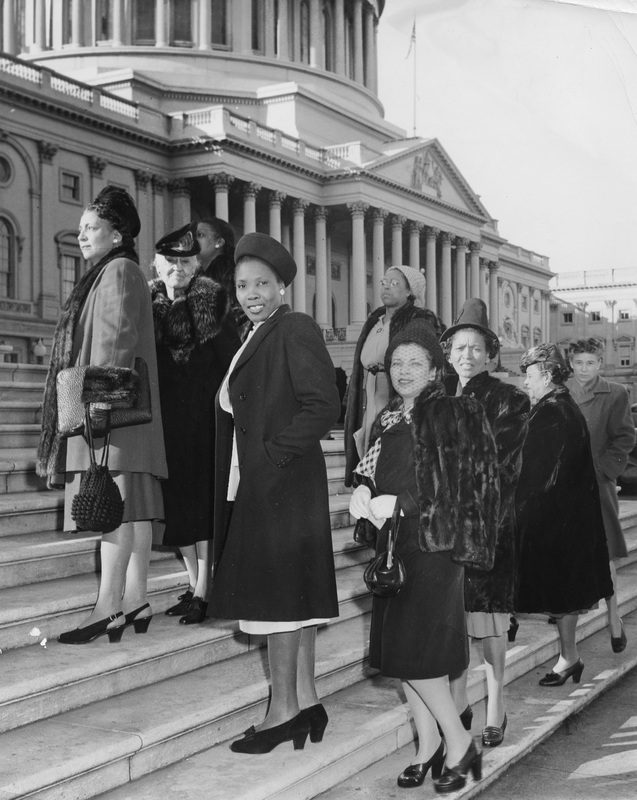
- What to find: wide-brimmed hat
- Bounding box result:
[89,186,141,239]
[439,297,499,351]
[235,232,297,287]
[155,221,200,258]
[384,319,446,374]
[386,266,427,307]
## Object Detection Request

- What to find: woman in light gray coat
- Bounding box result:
[566,338,635,652]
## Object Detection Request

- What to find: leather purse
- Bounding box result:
[71,407,124,533]
[363,499,406,598]
[57,357,152,438]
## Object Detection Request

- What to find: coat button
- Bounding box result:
[240,426,246,434]
[239,393,247,400]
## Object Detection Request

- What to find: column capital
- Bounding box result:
[541,290,551,301]
[242,182,262,199]
[208,172,235,189]
[488,260,499,272]
[455,237,469,249]
[391,214,406,229]
[372,207,389,223]
[426,226,440,240]
[88,156,107,177]
[168,178,190,197]
[268,190,287,207]
[440,231,453,245]
[409,220,424,235]
[37,141,58,164]
[134,169,151,189]
[152,175,168,193]
[292,198,310,215]
[347,201,369,218]
[469,240,482,253]
[314,205,330,222]
[605,299,617,309]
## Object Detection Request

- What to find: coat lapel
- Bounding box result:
[231,304,289,376]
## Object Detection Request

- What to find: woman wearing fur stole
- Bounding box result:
[151,223,240,625]
[349,320,499,794]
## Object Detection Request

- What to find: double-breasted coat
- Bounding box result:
[65,256,167,479]
[445,371,530,613]
[515,386,613,614]
[565,375,635,559]
[209,305,341,622]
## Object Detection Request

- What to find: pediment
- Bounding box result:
[367,138,490,219]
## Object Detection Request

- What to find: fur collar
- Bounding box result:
[150,275,227,364]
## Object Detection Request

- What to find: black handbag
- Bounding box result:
[363,500,406,597]
[71,407,124,533]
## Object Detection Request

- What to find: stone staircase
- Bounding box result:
[0,363,636,800]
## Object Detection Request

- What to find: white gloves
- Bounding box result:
[349,485,372,519]
[369,494,398,520]
[349,487,398,530]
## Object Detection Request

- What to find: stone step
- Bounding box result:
[0,400,42,423]
[0,380,45,401]
[0,422,41,447]
[0,489,63,536]
[0,448,46,493]
[6,561,637,800]
[0,362,47,383]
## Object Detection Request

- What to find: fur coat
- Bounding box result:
[445,372,530,612]
[344,301,445,486]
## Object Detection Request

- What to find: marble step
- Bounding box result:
[5,564,637,800]
[0,572,371,735]
[0,380,45,401]
[0,489,63,536]
[0,399,42,423]
[0,447,46,493]
[0,422,41,447]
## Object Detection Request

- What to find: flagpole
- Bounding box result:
[412,24,417,137]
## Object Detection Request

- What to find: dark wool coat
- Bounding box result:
[150,276,240,547]
[445,372,530,612]
[209,305,341,622]
[565,375,635,560]
[344,302,445,486]
[515,386,613,614]
[201,252,249,336]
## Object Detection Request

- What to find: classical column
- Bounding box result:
[454,238,468,316]
[70,0,82,47]
[264,0,276,57]
[32,0,46,52]
[408,221,423,270]
[134,170,152,273]
[440,232,453,326]
[112,0,124,45]
[364,4,375,89]
[155,0,167,46]
[352,0,364,83]
[198,0,212,49]
[242,182,261,234]
[233,0,253,53]
[334,0,345,75]
[542,291,551,341]
[37,141,59,317]
[277,0,289,59]
[479,259,489,303]
[169,179,191,228]
[469,241,481,299]
[292,199,309,313]
[268,191,286,241]
[489,262,500,336]
[371,208,388,308]
[347,202,368,332]
[309,0,323,68]
[425,227,438,313]
[88,156,107,202]
[152,175,168,244]
[391,215,405,265]
[314,207,330,328]
[2,0,17,54]
[208,173,234,221]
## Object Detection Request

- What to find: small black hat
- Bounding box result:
[234,232,297,287]
[155,221,200,258]
[90,186,141,239]
[384,319,446,375]
[439,297,499,351]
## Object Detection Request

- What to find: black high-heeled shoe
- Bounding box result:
[611,620,627,653]
[434,740,482,794]
[459,705,473,731]
[58,612,125,645]
[482,712,507,748]
[229,712,311,754]
[179,596,208,625]
[124,603,153,634]
[508,617,519,643]
[539,658,584,686]
[165,590,193,616]
[397,740,445,787]
[299,703,329,743]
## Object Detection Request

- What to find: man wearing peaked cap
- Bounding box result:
[155,221,200,258]
[234,232,297,287]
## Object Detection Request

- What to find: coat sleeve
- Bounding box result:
[491,386,530,520]
[264,315,341,466]
[599,387,636,481]
[90,259,143,368]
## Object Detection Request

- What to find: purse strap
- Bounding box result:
[83,405,111,469]
[385,499,401,568]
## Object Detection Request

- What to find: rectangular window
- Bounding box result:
[211,0,227,45]
[563,312,573,324]
[61,254,82,303]
[620,310,630,321]
[96,0,113,41]
[620,356,631,367]
[60,171,81,203]
[533,298,539,313]
[172,0,192,44]
[591,311,601,322]
[134,1,155,42]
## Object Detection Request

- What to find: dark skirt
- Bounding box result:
[368,517,469,680]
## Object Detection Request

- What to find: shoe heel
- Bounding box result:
[293,731,309,750]
[471,752,483,781]
[107,626,125,643]
[573,663,584,683]
[432,751,445,780]
[508,617,519,643]
[310,720,327,743]
[133,616,152,634]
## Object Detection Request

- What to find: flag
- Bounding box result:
[406,21,416,58]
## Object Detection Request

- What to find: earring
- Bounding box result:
[279,288,285,296]
[543,377,550,387]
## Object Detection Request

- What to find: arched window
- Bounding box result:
[0,218,16,299]
[300,0,310,63]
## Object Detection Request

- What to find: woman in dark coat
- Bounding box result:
[151,222,240,625]
[441,298,529,748]
[350,320,499,794]
[344,265,445,486]
[517,344,613,687]
[210,233,341,754]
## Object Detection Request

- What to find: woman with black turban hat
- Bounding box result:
[37,186,167,644]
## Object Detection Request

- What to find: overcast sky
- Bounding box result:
[376,0,637,275]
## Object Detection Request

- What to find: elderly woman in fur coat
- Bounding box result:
[151,223,240,624]
[350,320,499,794]
[441,298,530,749]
